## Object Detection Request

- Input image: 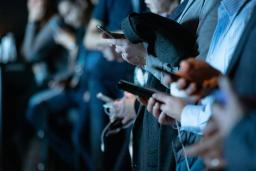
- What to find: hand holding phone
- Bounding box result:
[154,66,219,97]
[117,80,157,99]
[96,25,126,39]
[153,66,191,82]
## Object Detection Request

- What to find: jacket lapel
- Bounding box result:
[226,7,256,76]
[177,0,196,22]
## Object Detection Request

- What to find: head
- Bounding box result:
[58,0,88,28]
[90,0,98,5]
[28,0,57,21]
[144,0,179,14]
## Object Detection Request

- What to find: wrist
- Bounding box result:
[28,15,40,23]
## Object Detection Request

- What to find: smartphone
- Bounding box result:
[96,25,126,39]
[96,25,115,38]
[153,66,189,82]
[117,80,156,99]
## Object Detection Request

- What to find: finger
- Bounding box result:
[179,59,192,73]
[158,112,173,125]
[177,78,188,89]
[121,52,128,60]
[152,92,171,103]
[122,114,132,124]
[137,96,148,106]
[185,140,212,157]
[212,103,225,127]
[203,120,218,136]
[147,97,156,113]
[115,46,123,53]
[186,134,219,157]
[162,74,174,85]
[152,102,161,118]
[186,83,198,95]
[111,39,128,46]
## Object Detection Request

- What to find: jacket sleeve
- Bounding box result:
[196,0,220,59]
[22,15,62,63]
[225,112,256,171]
[143,55,178,88]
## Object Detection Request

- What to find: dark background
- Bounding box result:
[1,1,36,171]
[0,0,28,48]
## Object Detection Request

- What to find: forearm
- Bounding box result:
[84,19,111,51]
[22,16,60,62]
[22,22,38,61]
[84,31,110,50]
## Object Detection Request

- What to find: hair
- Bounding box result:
[42,0,58,22]
[57,0,94,26]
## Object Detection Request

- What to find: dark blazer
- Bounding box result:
[226,9,256,97]
[225,112,256,171]
[131,1,220,171]
[223,9,256,171]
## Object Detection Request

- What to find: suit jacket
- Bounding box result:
[223,9,256,171]
[131,1,220,171]
[226,8,256,97]
[178,0,220,59]
[225,112,256,171]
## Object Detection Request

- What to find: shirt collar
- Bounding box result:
[221,0,248,17]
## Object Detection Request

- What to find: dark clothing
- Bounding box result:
[22,15,68,84]
[130,1,220,171]
[226,7,256,97]
[26,85,87,165]
[93,0,133,31]
[224,9,256,171]
[84,0,135,170]
[121,12,198,66]
[225,112,256,171]
[26,26,91,168]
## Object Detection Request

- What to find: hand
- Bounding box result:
[109,39,147,66]
[27,0,45,22]
[163,58,221,99]
[147,97,175,125]
[110,93,137,124]
[185,77,244,170]
[101,45,124,62]
[185,120,225,170]
[212,77,244,136]
[136,96,148,106]
[54,28,76,51]
[147,92,186,123]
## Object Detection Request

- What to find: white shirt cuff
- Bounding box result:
[180,97,214,134]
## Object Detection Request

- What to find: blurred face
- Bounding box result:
[28,0,47,16]
[144,0,176,14]
[58,1,85,28]
[90,0,98,5]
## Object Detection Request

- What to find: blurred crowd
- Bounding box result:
[1,0,256,171]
